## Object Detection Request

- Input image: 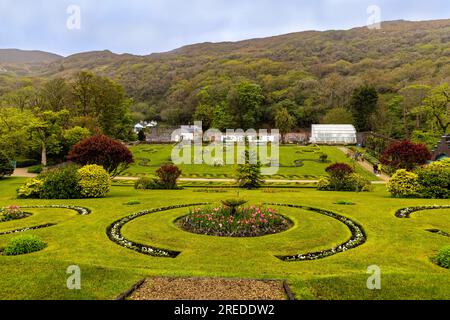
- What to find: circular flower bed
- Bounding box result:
[177,205,293,237]
[0,205,32,222]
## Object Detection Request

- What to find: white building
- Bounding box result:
[310,124,357,145]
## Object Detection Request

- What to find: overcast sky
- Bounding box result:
[0,0,449,56]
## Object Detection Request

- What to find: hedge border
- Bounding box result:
[106,203,209,258]
[266,203,367,262]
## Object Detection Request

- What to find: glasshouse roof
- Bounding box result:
[310,124,357,145]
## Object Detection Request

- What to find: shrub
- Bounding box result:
[436,246,450,269]
[68,134,134,177]
[40,165,81,199]
[235,151,264,190]
[27,164,43,174]
[325,163,354,191]
[350,173,373,192]
[134,177,159,190]
[16,178,44,199]
[0,152,14,179]
[3,235,47,256]
[15,158,39,168]
[317,177,332,191]
[387,169,420,198]
[77,165,111,198]
[416,162,450,199]
[381,140,431,171]
[156,163,182,189]
[318,153,329,163]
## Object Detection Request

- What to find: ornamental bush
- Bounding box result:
[387,169,420,198]
[16,178,44,199]
[436,246,450,269]
[416,161,450,199]
[68,134,134,177]
[3,235,47,256]
[39,165,81,199]
[0,152,14,179]
[381,140,431,171]
[324,163,355,191]
[156,163,182,189]
[77,165,111,198]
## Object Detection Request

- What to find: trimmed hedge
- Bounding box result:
[77,165,111,198]
[2,235,47,256]
[436,246,450,269]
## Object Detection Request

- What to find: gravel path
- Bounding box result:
[130,277,288,300]
[337,146,390,182]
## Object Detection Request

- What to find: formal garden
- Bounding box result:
[0,134,449,300]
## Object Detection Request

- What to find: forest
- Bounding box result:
[0,19,449,164]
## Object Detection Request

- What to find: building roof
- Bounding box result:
[311,124,357,133]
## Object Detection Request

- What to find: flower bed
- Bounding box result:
[106,203,208,258]
[177,205,293,237]
[394,205,450,218]
[0,205,32,222]
[266,203,367,262]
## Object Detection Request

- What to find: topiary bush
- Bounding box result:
[0,152,14,179]
[39,165,81,199]
[387,169,420,198]
[27,164,44,174]
[2,235,47,256]
[77,165,111,198]
[436,246,450,269]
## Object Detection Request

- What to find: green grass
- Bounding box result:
[124,144,378,181]
[0,177,449,300]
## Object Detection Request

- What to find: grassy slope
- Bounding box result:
[124,145,377,181]
[0,177,448,300]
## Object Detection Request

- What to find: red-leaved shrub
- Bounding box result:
[156,163,182,189]
[67,135,133,177]
[381,140,431,171]
[326,163,354,179]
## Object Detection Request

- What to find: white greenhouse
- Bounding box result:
[310,124,357,145]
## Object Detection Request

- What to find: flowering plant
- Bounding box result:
[180,204,291,237]
[0,205,27,222]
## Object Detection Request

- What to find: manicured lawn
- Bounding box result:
[0,177,448,300]
[124,144,378,180]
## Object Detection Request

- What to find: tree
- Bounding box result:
[399,85,431,138]
[381,140,431,171]
[321,107,354,124]
[39,78,70,112]
[29,110,70,166]
[0,152,14,179]
[235,151,264,189]
[350,85,379,132]
[63,126,91,153]
[67,135,134,177]
[228,80,264,129]
[274,107,295,143]
[421,83,450,134]
[0,108,36,158]
[71,71,133,139]
[137,129,146,142]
